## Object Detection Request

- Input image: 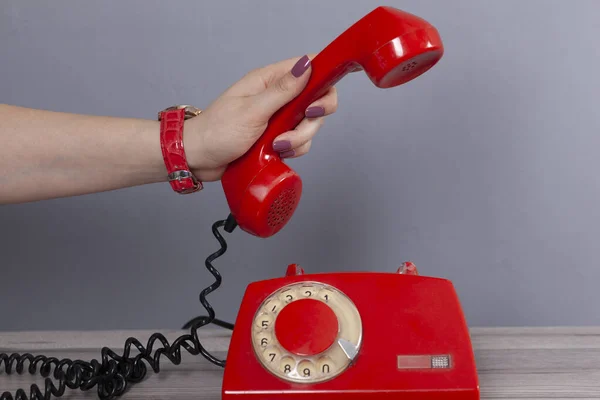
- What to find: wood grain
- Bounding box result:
[1,327,599,399]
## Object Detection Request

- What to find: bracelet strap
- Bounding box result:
[158,108,202,194]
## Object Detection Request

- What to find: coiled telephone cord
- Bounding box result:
[0,218,233,400]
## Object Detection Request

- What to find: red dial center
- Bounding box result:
[274,298,339,356]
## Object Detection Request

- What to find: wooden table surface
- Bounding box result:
[1,327,599,399]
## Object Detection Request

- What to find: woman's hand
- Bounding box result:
[183,54,338,181]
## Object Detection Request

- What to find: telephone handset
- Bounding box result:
[222,263,480,399]
[221,6,444,238]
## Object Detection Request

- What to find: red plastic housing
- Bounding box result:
[275,298,339,356]
[222,271,479,400]
[220,6,444,238]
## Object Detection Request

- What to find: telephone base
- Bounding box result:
[222,264,479,400]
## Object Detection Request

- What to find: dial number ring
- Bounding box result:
[251,282,362,383]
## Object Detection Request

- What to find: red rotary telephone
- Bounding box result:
[220,6,479,400]
[221,6,444,238]
[222,263,479,400]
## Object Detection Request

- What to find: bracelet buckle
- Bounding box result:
[158,105,202,121]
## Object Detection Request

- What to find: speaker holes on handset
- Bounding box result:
[267,188,298,228]
[402,60,418,72]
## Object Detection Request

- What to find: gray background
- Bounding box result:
[1,0,599,331]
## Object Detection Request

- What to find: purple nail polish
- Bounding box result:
[280,150,296,158]
[273,140,292,152]
[305,106,325,118]
[291,55,310,78]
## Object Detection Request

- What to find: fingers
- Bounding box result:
[257,53,319,85]
[280,140,312,159]
[303,86,338,118]
[272,87,337,159]
[266,78,338,160]
[272,116,325,159]
[225,54,319,97]
[250,55,313,120]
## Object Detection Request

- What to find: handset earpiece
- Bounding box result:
[221,6,444,238]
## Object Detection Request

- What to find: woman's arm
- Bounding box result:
[0,55,338,205]
[0,104,166,204]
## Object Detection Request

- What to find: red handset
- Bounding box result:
[221,6,444,238]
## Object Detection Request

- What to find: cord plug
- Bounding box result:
[224,213,238,233]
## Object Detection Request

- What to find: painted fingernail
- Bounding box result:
[273,140,292,152]
[291,55,310,78]
[280,150,296,158]
[305,106,325,118]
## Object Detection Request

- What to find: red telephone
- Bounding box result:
[221,6,478,400]
[222,263,480,399]
[221,6,444,238]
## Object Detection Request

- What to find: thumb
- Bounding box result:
[252,55,312,119]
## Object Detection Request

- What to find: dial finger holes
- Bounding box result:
[263,346,282,365]
[278,288,297,304]
[318,289,335,303]
[256,331,272,349]
[263,298,283,315]
[299,284,319,298]
[280,356,295,375]
[297,360,316,378]
[252,281,362,384]
[254,313,274,330]
[317,357,334,376]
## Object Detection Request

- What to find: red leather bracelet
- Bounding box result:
[158,106,203,194]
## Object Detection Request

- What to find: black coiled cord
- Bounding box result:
[0,218,233,400]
